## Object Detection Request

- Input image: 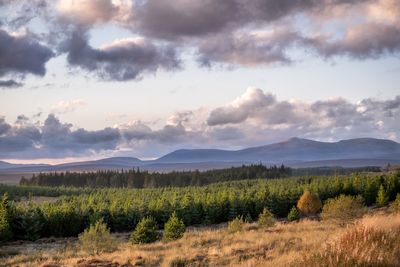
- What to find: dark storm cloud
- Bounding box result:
[0,28,54,77]
[0,80,23,89]
[63,30,181,81]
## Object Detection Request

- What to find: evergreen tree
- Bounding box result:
[287,206,300,222]
[376,185,389,207]
[79,219,117,255]
[258,208,276,227]
[164,212,185,241]
[130,216,159,244]
[0,193,11,241]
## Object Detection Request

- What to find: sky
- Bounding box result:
[0,0,399,163]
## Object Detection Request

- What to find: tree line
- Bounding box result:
[19,164,291,188]
[1,171,399,242]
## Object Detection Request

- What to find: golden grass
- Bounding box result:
[3,210,400,267]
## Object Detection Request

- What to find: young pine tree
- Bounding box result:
[391,193,400,212]
[0,193,11,242]
[130,216,159,244]
[79,219,117,255]
[163,211,185,241]
[297,190,322,216]
[258,208,276,227]
[287,206,300,222]
[376,185,389,207]
[227,216,244,233]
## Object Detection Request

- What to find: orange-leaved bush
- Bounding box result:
[297,190,322,216]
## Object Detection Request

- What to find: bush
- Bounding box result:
[297,190,322,216]
[164,212,185,241]
[0,193,11,242]
[79,219,117,255]
[287,206,300,222]
[321,195,366,224]
[258,208,276,227]
[376,185,389,207]
[227,216,244,233]
[131,216,159,244]
[391,193,400,212]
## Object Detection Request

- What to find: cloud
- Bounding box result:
[0,88,399,159]
[206,88,400,144]
[63,30,181,81]
[207,88,276,125]
[0,79,23,89]
[0,28,54,77]
[51,99,87,114]
[0,114,121,158]
[1,0,399,79]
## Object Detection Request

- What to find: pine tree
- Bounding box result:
[287,206,300,222]
[0,193,12,242]
[258,208,276,227]
[163,212,185,241]
[79,219,117,255]
[130,216,159,244]
[376,185,389,207]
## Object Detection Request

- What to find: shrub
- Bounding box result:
[376,185,389,207]
[227,216,244,233]
[164,212,185,241]
[287,206,300,222]
[258,208,276,227]
[297,190,322,216]
[298,222,400,266]
[131,216,159,244]
[391,193,400,212]
[79,219,117,255]
[321,195,366,224]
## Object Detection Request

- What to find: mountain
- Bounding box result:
[0,137,399,184]
[156,137,400,164]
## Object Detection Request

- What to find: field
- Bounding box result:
[2,209,400,267]
[1,171,400,266]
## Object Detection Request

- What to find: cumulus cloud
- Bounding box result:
[207,88,400,144]
[0,114,121,159]
[0,28,54,78]
[63,30,181,80]
[1,0,400,79]
[0,89,399,159]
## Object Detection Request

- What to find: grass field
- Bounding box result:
[2,208,399,267]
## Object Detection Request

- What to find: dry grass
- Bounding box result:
[2,210,399,267]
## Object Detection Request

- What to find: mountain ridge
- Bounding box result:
[0,137,399,174]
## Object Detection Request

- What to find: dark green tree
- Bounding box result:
[376,185,389,207]
[0,193,11,241]
[287,206,300,222]
[130,216,159,244]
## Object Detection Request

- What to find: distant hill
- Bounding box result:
[156,137,400,164]
[0,137,399,183]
